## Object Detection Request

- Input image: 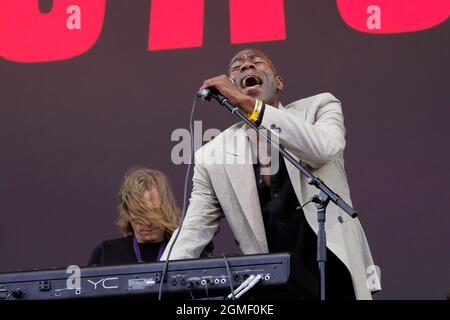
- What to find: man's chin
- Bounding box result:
[244,86,263,97]
[245,91,265,102]
[140,236,158,243]
[137,232,162,243]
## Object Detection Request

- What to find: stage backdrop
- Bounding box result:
[1,0,449,299]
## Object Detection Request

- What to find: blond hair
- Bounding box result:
[116,167,181,239]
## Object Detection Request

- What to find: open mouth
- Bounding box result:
[241,76,263,89]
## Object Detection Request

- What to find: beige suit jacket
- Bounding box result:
[161,92,381,299]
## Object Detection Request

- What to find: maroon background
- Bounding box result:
[1,1,449,299]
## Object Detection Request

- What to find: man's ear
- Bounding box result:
[275,75,284,92]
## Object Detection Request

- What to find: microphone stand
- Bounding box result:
[202,89,357,300]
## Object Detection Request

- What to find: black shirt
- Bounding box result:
[254,156,355,300]
[89,236,215,266]
[255,157,306,253]
[89,236,163,266]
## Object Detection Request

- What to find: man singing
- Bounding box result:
[161,48,380,300]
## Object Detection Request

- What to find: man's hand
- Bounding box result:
[200,75,256,114]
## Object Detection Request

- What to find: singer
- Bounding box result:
[161,48,381,300]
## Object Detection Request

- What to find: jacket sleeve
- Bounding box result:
[160,152,223,260]
[259,93,346,169]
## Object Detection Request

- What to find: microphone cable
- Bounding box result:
[158,95,198,300]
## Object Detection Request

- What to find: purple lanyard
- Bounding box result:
[133,235,167,263]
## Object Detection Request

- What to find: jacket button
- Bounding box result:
[338,216,344,223]
[270,123,281,133]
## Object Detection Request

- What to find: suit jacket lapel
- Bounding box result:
[223,124,268,253]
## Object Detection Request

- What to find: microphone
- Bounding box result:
[197,87,229,105]
[197,77,236,99]
[197,88,211,99]
[197,86,222,99]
